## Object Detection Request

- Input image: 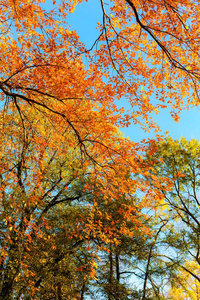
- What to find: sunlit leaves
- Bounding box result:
[0,0,200,298]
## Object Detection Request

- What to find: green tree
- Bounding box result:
[143,137,200,299]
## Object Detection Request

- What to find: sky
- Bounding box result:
[66,0,200,143]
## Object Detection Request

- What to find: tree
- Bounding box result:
[1,0,200,136]
[1,0,200,298]
[142,137,200,299]
[83,192,149,300]
[0,107,88,299]
[0,105,149,299]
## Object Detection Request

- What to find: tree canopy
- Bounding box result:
[0,0,200,299]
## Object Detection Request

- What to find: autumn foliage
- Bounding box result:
[0,0,200,299]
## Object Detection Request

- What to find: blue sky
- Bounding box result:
[66,0,200,143]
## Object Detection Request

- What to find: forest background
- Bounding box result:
[1,0,200,299]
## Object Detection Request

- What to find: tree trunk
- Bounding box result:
[108,247,113,300]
